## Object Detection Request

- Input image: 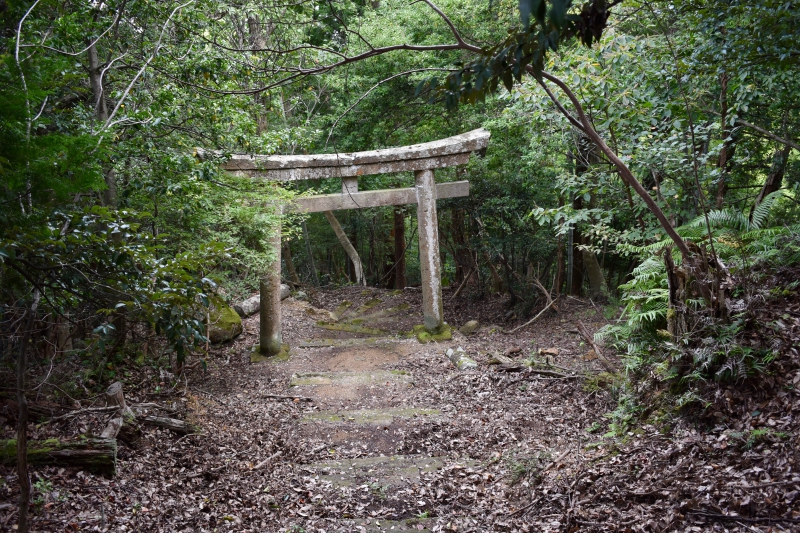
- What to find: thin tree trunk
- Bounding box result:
[282,242,301,285]
[17,289,40,533]
[540,72,692,260]
[393,207,406,289]
[716,70,732,209]
[324,211,365,286]
[750,145,790,223]
[553,235,565,295]
[582,249,606,300]
[484,252,504,293]
[87,39,116,207]
[301,220,319,286]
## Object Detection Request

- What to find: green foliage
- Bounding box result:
[0,207,226,364]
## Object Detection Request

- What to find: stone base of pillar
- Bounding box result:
[411,323,452,344]
[250,343,291,363]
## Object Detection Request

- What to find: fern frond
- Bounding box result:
[749,190,784,230]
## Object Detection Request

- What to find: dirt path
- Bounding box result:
[4,287,797,532]
[157,288,612,532]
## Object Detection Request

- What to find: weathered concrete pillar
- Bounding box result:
[414,169,444,332]
[259,220,283,355]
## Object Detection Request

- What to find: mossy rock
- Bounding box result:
[208,304,243,344]
[458,320,480,335]
[250,343,291,363]
[412,324,452,344]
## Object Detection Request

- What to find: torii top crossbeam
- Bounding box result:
[221,128,490,181]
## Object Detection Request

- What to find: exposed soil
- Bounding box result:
[1,285,799,532]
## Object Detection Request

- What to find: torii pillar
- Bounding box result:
[415,169,444,331]
[218,128,491,356]
[259,219,284,356]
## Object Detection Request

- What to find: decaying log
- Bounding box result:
[101,382,135,439]
[0,438,116,475]
[105,382,134,419]
[139,415,198,435]
[100,382,197,437]
[100,417,124,439]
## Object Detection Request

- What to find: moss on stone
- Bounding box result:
[413,323,452,344]
[250,343,291,363]
[315,321,385,335]
[208,304,243,344]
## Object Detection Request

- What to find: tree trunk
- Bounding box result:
[16,289,39,533]
[324,211,365,286]
[301,219,319,286]
[2,438,117,476]
[664,251,688,338]
[582,249,606,300]
[87,39,116,207]
[553,235,565,295]
[716,70,735,209]
[750,145,790,223]
[393,207,406,289]
[484,252,504,293]
[451,208,473,285]
[282,242,301,285]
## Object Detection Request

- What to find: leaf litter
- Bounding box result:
[0,286,798,532]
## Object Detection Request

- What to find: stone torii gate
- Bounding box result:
[222,128,490,357]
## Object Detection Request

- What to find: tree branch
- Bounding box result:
[539,70,692,259]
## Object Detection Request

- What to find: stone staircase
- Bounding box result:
[280,291,449,531]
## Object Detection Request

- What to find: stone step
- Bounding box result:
[330,518,431,532]
[342,298,383,320]
[314,321,387,336]
[298,337,398,349]
[301,455,444,489]
[302,407,440,426]
[342,303,411,325]
[290,370,412,387]
[331,301,354,321]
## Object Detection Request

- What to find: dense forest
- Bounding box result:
[1,0,799,531]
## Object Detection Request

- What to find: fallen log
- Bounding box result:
[0,438,116,475]
[234,284,291,317]
[140,415,198,435]
[0,395,68,423]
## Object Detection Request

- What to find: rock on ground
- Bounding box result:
[208,303,243,343]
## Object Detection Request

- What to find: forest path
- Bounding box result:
[272,289,446,531]
[227,287,610,532]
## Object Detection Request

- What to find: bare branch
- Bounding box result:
[100,0,196,133]
[539,70,691,258]
[733,117,800,152]
[419,0,479,51]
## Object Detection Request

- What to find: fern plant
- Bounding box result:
[601,189,796,390]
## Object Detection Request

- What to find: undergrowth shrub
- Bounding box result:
[599,193,799,421]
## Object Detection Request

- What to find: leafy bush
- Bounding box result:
[0,206,227,367]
